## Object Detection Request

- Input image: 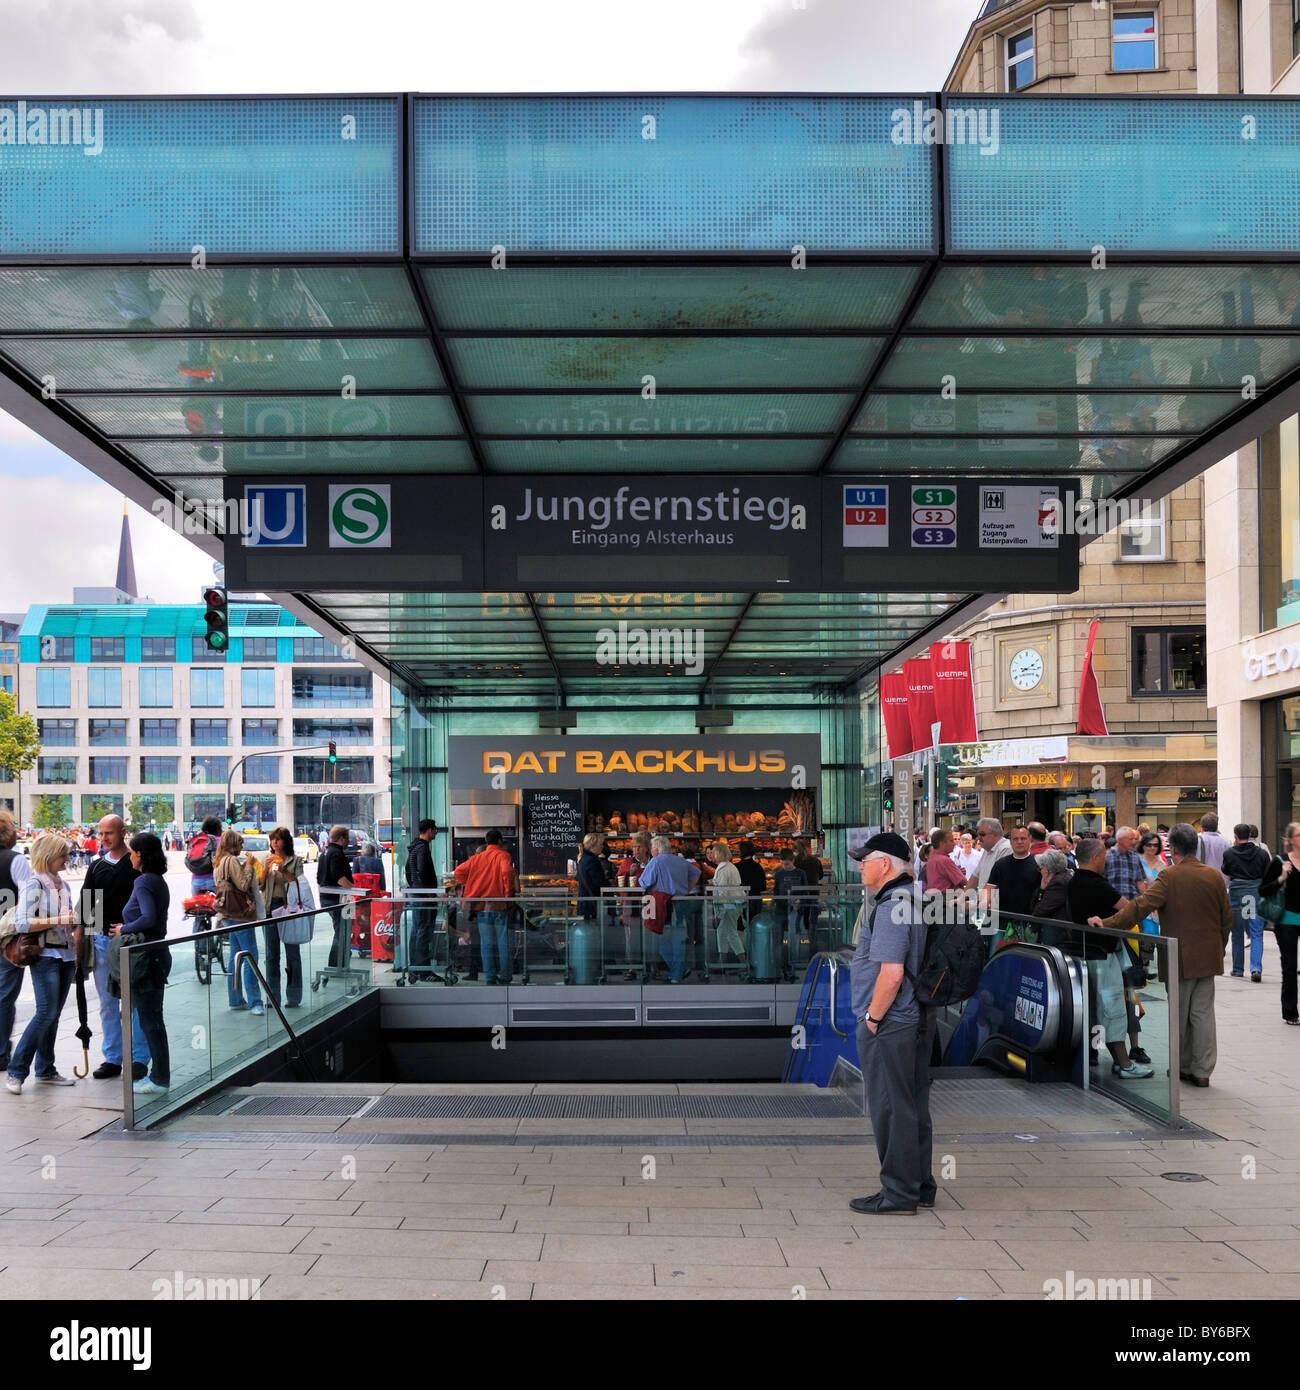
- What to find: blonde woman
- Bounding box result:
[213,830,265,1016]
[5,835,80,1093]
[1259,822,1300,1025]
[261,827,309,1008]
[709,842,747,964]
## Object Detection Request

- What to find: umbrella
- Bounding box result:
[72,947,92,1079]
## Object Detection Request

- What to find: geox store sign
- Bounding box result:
[447,735,822,790]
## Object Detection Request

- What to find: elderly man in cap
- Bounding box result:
[848,831,935,1215]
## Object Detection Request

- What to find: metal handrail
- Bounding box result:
[230,950,322,1082]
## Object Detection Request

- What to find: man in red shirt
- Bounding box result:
[1027,822,1051,856]
[922,827,967,894]
[453,830,519,986]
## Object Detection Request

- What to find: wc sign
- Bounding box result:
[243,485,306,547]
[329,485,391,548]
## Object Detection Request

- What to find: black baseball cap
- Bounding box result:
[848,831,912,863]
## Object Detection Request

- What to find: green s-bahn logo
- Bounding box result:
[328,484,391,548]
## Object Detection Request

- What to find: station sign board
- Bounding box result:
[223,474,1078,593]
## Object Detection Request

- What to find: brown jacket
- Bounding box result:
[1102,855,1232,980]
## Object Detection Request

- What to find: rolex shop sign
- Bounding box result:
[448,735,821,790]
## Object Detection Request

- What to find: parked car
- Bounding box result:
[241,833,271,857]
[293,834,319,862]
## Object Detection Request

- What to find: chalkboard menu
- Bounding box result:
[522,789,585,876]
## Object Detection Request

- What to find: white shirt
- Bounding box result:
[974,837,1012,891]
[953,846,982,876]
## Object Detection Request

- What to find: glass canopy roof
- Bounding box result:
[1,93,1297,696]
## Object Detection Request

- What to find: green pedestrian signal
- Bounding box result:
[203,587,228,652]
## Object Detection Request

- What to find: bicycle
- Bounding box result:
[184,893,226,985]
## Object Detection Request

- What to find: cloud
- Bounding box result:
[0,472,213,611]
[733,0,977,90]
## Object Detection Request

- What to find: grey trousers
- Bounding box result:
[858,1010,937,1207]
[1178,975,1217,1080]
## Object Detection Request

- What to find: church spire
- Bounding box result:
[115,501,138,598]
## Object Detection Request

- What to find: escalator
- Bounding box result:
[784,936,1087,1088]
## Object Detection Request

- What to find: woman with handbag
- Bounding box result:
[113,833,171,1097]
[212,830,265,1016]
[1259,822,1300,1026]
[261,826,311,1009]
[5,834,80,1094]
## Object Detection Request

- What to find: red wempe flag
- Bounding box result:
[1077,618,1109,736]
[929,640,978,744]
[880,670,914,760]
[903,657,939,755]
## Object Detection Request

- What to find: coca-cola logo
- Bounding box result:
[373,921,394,939]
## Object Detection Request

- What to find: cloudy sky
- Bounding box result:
[0,0,975,612]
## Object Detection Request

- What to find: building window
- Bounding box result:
[1132,627,1207,696]
[87,668,122,708]
[88,718,128,746]
[292,669,372,708]
[140,718,178,746]
[237,607,280,628]
[1293,0,1299,58]
[191,755,229,784]
[90,637,125,662]
[184,793,225,825]
[89,756,127,785]
[141,636,175,660]
[294,755,373,784]
[243,755,280,785]
[1118,498,1168,561]
[1113,10,1157,70]
[190,668,224,707]
[36,667,71,708]
[40,636,74,661]
[192,641,228,662]
[140,756,178,784]
[1,677,10,694]
[139,666,173,708]
[293,636,344,661]
[1260,413,1300,631]
[0,647,14,663]
[134,792,175,825]
[241,668,276,708]
[1006,27,1035,90]
[191,718,228,747]
[37,756,76,785]
[38,719,77,747]
[237,795,279,826]
[292,718,373,745]
[242,718,279,745]
[82,793,122,822]
[242,636,278,660]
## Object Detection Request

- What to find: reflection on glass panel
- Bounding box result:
[915,265,1300,330]
[1259,413,1300,631]
[852,391,1238,436]
[74,395,462,439]
[468,393,847,435]
[3,337,442,393]
[448,337,882,390]
[879,336,1300,390]
[1113,11,1157,70]
[424,265,920,331]
[0,266,422,333]
[484,439,827,472]
[832,435,1183,473]
[145,438,477,476]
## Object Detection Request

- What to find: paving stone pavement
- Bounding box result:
[1,936,1298,1299]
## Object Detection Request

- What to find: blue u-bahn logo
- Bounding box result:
[244,485,306,547]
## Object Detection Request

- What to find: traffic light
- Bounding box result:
[203,587,228,652]
[935,759,951,808]
[225,802,236,826]
[328,740,337,764]
[881,776,894,813]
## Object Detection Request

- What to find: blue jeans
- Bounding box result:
[132,986,170,1087]
[92,933,150,1067]
[0,956,52,1074]
[1229,879,1264,976]
[478,911,510,985]
[8,956,74,1081]
[224,923,263,1008]
[262,922,302,1007]
[659,902,689,981]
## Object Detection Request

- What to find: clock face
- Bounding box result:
[1009,647,1045,691]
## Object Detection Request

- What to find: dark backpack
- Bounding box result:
[872,890,985,1009]
[184,833,214,876]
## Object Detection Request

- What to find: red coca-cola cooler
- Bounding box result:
[370,893,396,962]
[350,872,383,955]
